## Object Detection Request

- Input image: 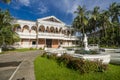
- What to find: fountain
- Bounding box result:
[73,33,110,64]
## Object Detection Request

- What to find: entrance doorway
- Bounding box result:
[46,39,52,48]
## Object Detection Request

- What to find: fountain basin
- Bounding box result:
[73,54,110,64]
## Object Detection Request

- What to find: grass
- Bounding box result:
[0,48,37,54]
[34,56,120,80]
[13,48,37,52]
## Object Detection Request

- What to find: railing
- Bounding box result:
[38,32,64,37]
[16,32,78,40]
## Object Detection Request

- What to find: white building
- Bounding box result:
[13,16,79,48]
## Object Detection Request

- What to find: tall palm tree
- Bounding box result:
[0,9,19,49]
[108,2,120,46]
[74,5,88,35]
[109,2,120,23]
[99,10,111,46]
[89,6,100,32]
[0,0,11,4]
[88,6,100,43]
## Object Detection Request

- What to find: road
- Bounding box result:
[0,50,43,80]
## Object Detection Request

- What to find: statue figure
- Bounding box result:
[83,34,89,51]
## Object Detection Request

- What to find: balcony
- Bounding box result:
[16,32,36,39]
[16,32,78,40]
[38,32,64,39]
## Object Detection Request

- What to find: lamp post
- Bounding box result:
[36,21,39,49]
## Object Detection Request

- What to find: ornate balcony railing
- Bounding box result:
[16,32,78,40]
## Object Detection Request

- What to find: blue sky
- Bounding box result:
[0,0,120,25]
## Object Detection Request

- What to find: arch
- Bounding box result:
[31,26,37,33]
[39,25,45,32]
[55,27,58,33]
[67,30,70,35]
[59,28,62,33]
[50,27,55,33]
[62,30,65,34]
[71,30,74,35]
[13,24,21,32]
[46,26,50,32]
[22,25,29,33]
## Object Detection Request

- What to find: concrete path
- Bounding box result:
[0,50,44,80]
[101,51,120,64]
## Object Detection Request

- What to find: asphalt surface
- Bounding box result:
[0,50,43,80]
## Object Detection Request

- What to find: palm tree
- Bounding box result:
[88,6,100,43]
[0,0,11,4]
[0,10,19,50]
[99,10,111,46]
[74,5,88,35]
[109,2,120,23]
[108,2,120,46]
[89,6,100,32]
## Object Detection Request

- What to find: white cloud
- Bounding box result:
[30,1,48,14]
[50,0,81,19]
[18,0,30,6]
[37,5,48,14]
[11,0,30,9]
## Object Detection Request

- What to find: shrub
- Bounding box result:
[57,54,108,74]
[41,53,57,60]
[41,53,48,57]
[29,47,34,50]
[41,53,108,74]
[75,49,98,54]
[47,53,57,60]
[39,47,43,50]
[57,54,73,66]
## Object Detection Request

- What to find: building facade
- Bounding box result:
[13,16,78,48]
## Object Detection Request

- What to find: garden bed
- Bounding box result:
[34,56,120,80]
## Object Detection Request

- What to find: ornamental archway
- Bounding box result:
[22,25,29,33]
[39,25,45,32]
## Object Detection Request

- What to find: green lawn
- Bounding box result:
[34,56,120,80]
[13,48,37,52]
[0,48,37,54]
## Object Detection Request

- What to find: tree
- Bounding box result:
[0,0,11,4]
[73,5,88,35]
[109,2,120,46]
[0,9,20,50]
[72,2,120,47]
[88,6,100,44]
[109,2,120,23]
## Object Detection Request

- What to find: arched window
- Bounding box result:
[31,26,36,33]
[39,25,45,32]
[59,28,62,33]
[22,25,29,33]
[46,26,50,32]
[55,28,58,33]
[13,24,21,32]
[62,30,66,34]
[67,30,70,35]
[50,27,55,33]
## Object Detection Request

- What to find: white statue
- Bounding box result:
[0,48,2,53]
[83,34,89,51]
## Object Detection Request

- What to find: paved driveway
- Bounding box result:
[0,50,43,80]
